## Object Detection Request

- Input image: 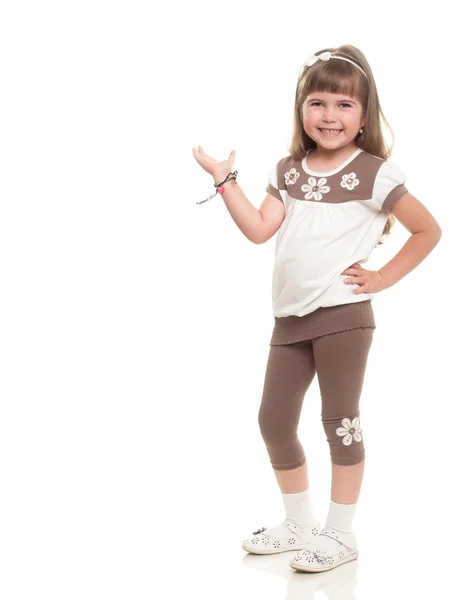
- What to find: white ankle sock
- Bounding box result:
[326,500,356,533]
[282,488,318,528]
[314,500,357,553]
[264,488,319,537]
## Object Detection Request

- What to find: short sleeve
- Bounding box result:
[372,160,409,213]
[265,160,283,203]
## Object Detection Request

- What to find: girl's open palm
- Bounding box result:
[192,145,236,178]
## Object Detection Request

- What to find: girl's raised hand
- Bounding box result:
[192,145,236,179]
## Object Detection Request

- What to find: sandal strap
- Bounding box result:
[284,519,301,535]
[251,520,321,541]
[284,519,320,540]
[319,525,357,550]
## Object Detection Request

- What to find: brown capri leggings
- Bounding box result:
[258,327,374,468]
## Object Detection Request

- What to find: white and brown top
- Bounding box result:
[266,147,408,319]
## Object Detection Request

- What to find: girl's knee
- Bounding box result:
[258,415,306,470]
[322,415,365,465]
[258,409,297,442]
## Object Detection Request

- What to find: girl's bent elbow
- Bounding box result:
[249,229,266,244]
[430,226,442,242]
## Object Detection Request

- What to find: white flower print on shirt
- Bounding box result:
[341,172,360,190]
[285,168,300,185]
[301,176,330,201]
[336,417,362,446]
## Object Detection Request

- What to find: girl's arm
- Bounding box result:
[193,147,285,243]
[213,170,285,244]
[378,192,442,289]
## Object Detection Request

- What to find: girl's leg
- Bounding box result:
[331,462,365,504]
[273,462,309,494]
[254,340,322,537]
[311,327,374,552]
[258,340,317,493]
[312,327,374,501]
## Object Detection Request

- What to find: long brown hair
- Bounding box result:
[289,44,395,245]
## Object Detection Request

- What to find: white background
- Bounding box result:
[0,1,465,598]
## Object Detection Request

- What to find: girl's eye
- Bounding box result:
[309,102,351,108]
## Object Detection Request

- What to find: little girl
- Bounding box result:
[192,44,442,573]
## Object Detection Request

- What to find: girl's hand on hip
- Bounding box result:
[341,263,385,294]
[192,145,236,179]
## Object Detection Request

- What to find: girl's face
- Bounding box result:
[301,90,366,150]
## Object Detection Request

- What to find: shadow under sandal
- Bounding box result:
[289,525,359,572]
[241,519,320,555]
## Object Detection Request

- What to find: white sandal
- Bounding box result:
[241,519,320,555]
[289,525,358,572]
